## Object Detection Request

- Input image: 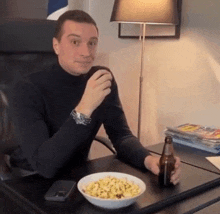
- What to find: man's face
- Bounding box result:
[53,20,98,76]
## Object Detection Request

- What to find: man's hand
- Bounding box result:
[144,155,181,185]
[75,69,112,117]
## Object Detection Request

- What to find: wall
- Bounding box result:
[2,0,220,149]
[150,0,220,145]
[84,0,220,147]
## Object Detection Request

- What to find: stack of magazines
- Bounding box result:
[164,123,220,154]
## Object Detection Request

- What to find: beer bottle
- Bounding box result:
[158,136,176,186]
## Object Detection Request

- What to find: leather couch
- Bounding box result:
[0,18,57,86]
[0,18,58,179]
[0,17,57,153]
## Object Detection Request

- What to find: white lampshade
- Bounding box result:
[110,0,179,25]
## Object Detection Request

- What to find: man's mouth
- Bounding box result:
[76,61,91,65]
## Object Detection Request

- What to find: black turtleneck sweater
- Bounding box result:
[9,63,150,178]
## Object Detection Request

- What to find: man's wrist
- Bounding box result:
[70,109,91,125]
[75,106,92,118]
[144,155,152,170]
[144,155,160,176]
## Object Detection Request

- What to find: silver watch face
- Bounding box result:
[71,110,91,125]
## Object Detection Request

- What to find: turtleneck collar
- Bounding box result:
[51,62,88,85]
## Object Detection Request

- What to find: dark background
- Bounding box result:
[0,0,48,19]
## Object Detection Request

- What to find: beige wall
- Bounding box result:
[84,0,220,147]
[151,0,220,145]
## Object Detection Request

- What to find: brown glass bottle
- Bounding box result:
[158,136,176,187]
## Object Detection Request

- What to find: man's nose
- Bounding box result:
[80,43,90,56]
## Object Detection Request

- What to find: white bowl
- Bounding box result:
[77,172,146,209]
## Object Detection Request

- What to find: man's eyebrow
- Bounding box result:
[67,34,80,38]
[90,37,98,41]
[67,34,98,40]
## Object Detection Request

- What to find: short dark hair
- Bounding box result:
[54,10,98,41]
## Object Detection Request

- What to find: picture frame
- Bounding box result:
[118,0,182,39]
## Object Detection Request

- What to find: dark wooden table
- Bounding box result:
[148,142,220,213]
[148,142,220,174]
[1,154,220,214]
[195,199,220,214]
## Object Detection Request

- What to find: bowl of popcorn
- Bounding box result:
[77,172,146,209]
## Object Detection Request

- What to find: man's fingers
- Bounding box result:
[91,69,112,81]
[89,70,112,91]
[170,160,181,185]
[171,171,181,185]
[171,168,181,180]
[172,177,180,185]
[99,80,112,90]
[103,88,111,97]
[174,156,181,168]
[150,165,160,176]
[95,75,112,88]
[144,155,160,176]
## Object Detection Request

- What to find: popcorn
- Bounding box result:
[82,176,141,199]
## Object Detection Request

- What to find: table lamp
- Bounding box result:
[110,0,179,139]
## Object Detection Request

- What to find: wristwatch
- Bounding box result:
[70,109,91,125]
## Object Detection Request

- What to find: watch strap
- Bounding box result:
[70,109,91,125]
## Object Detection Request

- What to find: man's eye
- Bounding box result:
[71,40,80,45]
[89,41,97,47]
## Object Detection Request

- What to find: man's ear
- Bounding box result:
[53,37,60,55]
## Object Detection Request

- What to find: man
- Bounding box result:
[9,10,181,182]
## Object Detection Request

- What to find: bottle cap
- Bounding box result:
[165,136,173,143]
